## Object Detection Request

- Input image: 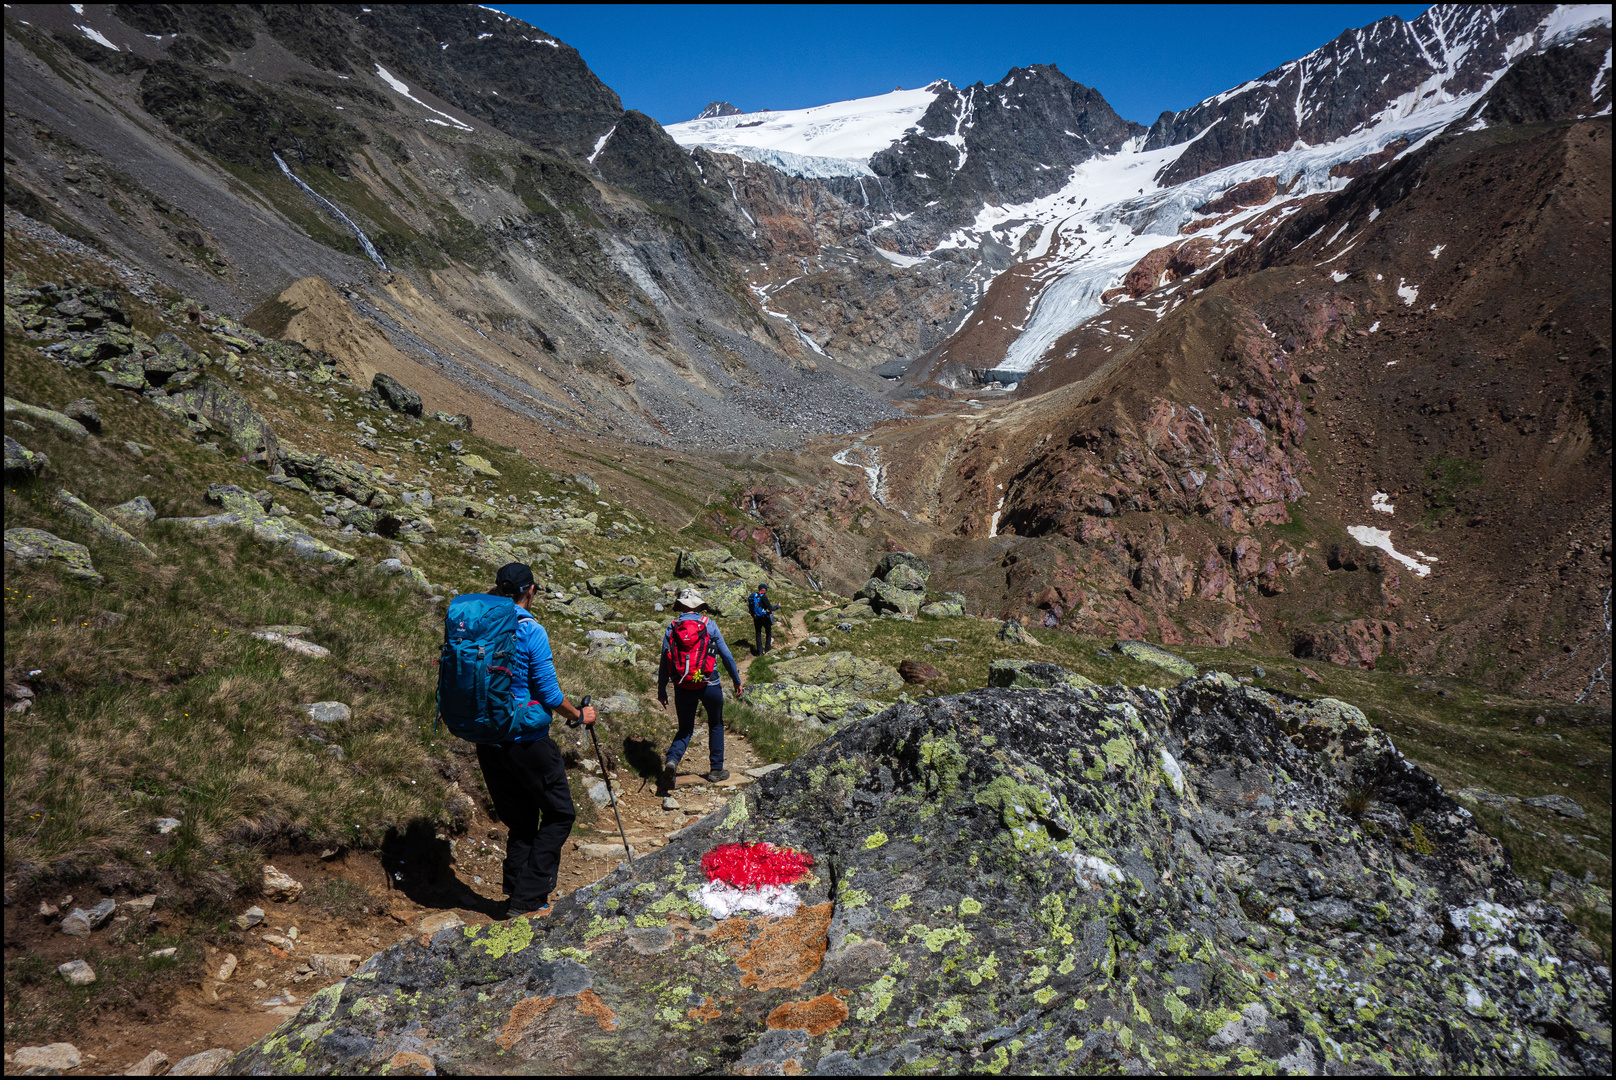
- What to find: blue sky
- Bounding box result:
[489,5,1432,126]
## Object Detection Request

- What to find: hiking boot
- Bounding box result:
[507,899,549,920]
[657,759,677,796]
[702,768,730,783]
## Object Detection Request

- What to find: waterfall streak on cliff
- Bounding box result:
[272,152,388,269]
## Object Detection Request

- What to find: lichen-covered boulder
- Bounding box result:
[552,516,598,536]
[771,651,902,696]
[53,490,154,557]
[1114,639,1198,679]
[224,671,1613,1075]
[61,398,102,434]
[565,596,617,622]
[457,453,501,477]
[583,630,640,666]
[4,435,46,477]
[4,397,90,440]
[157,492,354,564]
[587,575,661,604]
[371,373,423,417]
[744,682,885,724]
[883,563,928,592]
[465,538,519,569]
[165,377,279,465]
[432,411,472,431]
[675,548,736,580]
[699,579,753,619]
[919,599,965,618]
[4,527,103,584]
[875,550,930,583]
[987,658,1096,690]
[433,496,485,519]
[96,356,147,391]
[278,449,381,506]
[997,617,1041,645]
[377,559,430,590]
[855,576,923,618]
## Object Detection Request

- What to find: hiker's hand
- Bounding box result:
[658,694,669,710]
[734,683,745,700]
[580,705,596,727]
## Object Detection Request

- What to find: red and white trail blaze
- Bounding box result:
[693,842,815,919]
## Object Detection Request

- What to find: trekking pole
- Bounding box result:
[569,696,633,865]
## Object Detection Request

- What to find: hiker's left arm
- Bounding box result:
[708,621,743,688]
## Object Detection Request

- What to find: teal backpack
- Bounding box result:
[436,594,537,743]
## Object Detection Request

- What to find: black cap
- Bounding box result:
[758,583,768,589]
[495,562,535,594]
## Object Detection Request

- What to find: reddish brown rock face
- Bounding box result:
[1122,246,1177,298]
[1196,175,1280,215]
[1293,619,1402,669]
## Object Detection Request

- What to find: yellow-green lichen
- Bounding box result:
[960,896,983,915]
[918,731,968,795]
[922,925,972,953]
[964,952,999,985]
[856,974,898,1022]
[722,793,749,830]
[466,917,534,959]
[865,831,889,850]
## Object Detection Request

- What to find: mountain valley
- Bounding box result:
[2,2,1611,1074]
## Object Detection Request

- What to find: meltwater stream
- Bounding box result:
[272,152,388,270]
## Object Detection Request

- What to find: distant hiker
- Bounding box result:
[748,583,778,655]
[438,562,595,920]
[657,588,743,792]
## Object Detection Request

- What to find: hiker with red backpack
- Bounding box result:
[657,588,743,793]
[437,562,595,920]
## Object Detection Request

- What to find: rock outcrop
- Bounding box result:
[370,373,422,417]
[158,485,355,564]
[226,671,1610,1075]
[4,527,103,584]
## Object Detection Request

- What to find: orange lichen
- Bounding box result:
[688,997,724,1023]
[574,989,619,1031]
[766,992,850,1036]
[497,995,555,1050]
[737,903,834,991]
[388,1050,435,1072]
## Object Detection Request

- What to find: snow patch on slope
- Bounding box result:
[667,85,943,173]
[374,64,473,131]
[1348,525,1431,577]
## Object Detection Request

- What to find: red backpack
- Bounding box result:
[666,615,717,687]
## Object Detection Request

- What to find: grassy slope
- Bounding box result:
[2,229,821,1025]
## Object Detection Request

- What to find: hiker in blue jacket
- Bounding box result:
[477,562,595,919]
[657,588,743,794]
[749,583,778,655]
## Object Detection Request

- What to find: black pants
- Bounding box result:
[753,615,773,654]
[476,736,575,914]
